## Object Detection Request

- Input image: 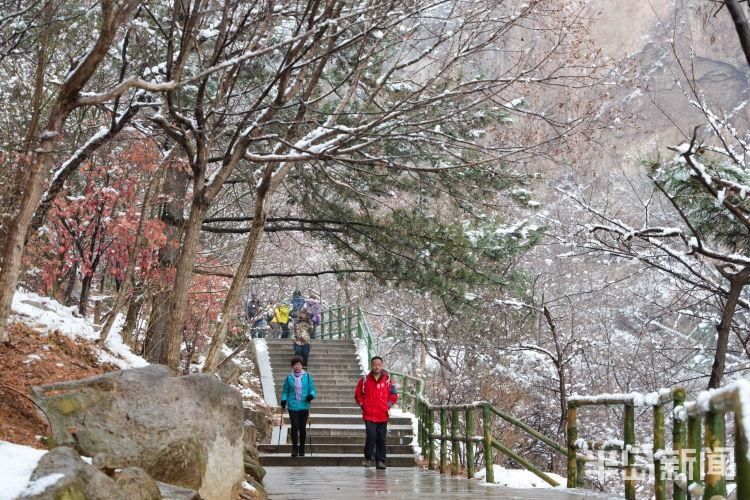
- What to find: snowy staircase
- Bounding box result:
[258,338,415,466]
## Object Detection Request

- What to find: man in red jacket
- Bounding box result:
[355,356,398,469]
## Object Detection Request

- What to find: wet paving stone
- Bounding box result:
[263,466,621,499]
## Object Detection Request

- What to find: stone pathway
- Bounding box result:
[263,466,620,499]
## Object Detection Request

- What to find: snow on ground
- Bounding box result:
[0,441,46,500]
[11,289,148,370]
[475,464,566,489]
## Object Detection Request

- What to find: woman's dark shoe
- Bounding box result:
[299,447,305,456]
[376,461,386,470]
[291,449,298,457]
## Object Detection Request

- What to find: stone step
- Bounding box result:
[267,345,358,351]
[289,435,413,445]
[301,406,364,414]
[258,454,416,467]
[273,374,359,384]
[280,414,411,426]
[278,427,412,438]
[257,444,413,454]
[265,339,357,344]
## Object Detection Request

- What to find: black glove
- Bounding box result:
[280,401,286,409]
[305,394,314,402]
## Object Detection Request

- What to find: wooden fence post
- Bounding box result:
[704,410,726,498]
[672,388,687,500]
[466,407,475,479]
[566,403,578,488]
[428,409,436,470]
[440,409,447,474]
[451,408,459,475]
[687,414,702,492]
[735,391,750,500]
[483,404,494,484]
[624,403,636,500]
[653,403,665,500]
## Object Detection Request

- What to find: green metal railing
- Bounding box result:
[569,381,750,500]
[317,305,359,340]
[567,388,684,499]
[391,371,566,486]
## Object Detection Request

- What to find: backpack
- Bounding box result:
[306,300,321,326]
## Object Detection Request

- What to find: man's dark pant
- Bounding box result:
[288,409,309,453]
[293,343,310,366]
[364,421,387,462]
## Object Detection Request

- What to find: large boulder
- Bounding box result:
[20,446,123,500]
[31,364,245,500]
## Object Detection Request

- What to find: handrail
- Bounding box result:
[391,370,565,487]
[567,387,686,500]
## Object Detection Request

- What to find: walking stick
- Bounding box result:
[308,415,313,457]
[275,405,284,454]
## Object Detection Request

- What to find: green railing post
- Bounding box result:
[687,414,702,492]
[337,307,343,339]
[566,403,578,488]
[483,404,494,484]
[466,407,475,479]
[672,389,687,500]
[735,391,750,499]
[327,307,333,338]
[451,408,459,475]
[624,403,635,500]
[320,310,326,338]
[346,306,354,339]
[428,409,436,470]
[402,374,410,410]
[653,403,666,500]
[422,401,429,457]
[704,410,726,498]
[440,409,447,474]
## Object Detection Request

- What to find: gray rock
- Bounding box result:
[243,460,265,483]
[20,446,123,500]
[157,482,201,500]
[114,467,162,500]
[31,365,244,500]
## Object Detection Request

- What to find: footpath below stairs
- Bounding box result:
[257,338,415,467]
[263,466,620,499]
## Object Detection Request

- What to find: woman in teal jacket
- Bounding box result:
[280,355,317,456]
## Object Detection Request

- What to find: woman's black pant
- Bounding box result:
[288,409,309,453]
[364,421,387,462]
[293,343,310,366]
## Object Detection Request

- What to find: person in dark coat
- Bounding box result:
[354,356,398,469]
[280,356,317,457]
[293,308,312,367]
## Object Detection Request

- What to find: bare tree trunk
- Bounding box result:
[79,275,93,317]
[726,0,750,69]
[0,0,140,343]
[203,177,273,373]
[121,294,140,347]
[162,193,209,371]
[708,267,750,388]
[143,163,188,362]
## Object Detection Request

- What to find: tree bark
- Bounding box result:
[143,163,189,363]
[121,294,140,347]
[161,192,209,371]
[708,267,750,388]
[726,0,750,70]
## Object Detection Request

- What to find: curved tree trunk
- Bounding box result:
[708,267,750,388]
